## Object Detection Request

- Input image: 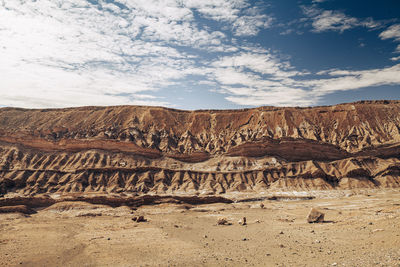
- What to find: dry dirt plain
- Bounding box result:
[1,191,400,267]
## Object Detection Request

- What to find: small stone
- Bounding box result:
[368,222,373,225]
[137,215,146,222]
[279,231,284,235]
[217,217,229,225]
[238,217,247,226]
[331,263,337,266]
[260,203,265,209]
[242,238,248,241]
[307,208,325,223]
[132,215,147,222]
[107,237,111,240]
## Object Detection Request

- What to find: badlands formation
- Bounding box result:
[0,100,400,196]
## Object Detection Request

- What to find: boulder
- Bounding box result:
[307,208,324,223]
[238,217,247,226]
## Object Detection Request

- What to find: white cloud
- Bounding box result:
[312,10,357,32]
[184,1,273,36]
[379,24,400,53]
[212,52,300,78]
[231,7,273,36]
[206,51,312,106]
[184,0,245,21]
[310,64,400,93]
[391,55,400,61]
[302,6,380,33]
[206,50,400,107]
[379,24,400,41]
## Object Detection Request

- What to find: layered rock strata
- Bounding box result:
[1,100,399,196]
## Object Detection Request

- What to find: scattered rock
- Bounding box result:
[260,203,265,209]
[254,219,261,223]
[242,238,248,241]
[307,208,325,223]
[238,217,247,226]
[368,222,373,225]
[278,218,294,223]
[217,217,230,225]
[132,215,147,222]
[279,231,284,234]
[372,229,384,233]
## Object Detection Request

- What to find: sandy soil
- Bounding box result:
[1,192,400,267]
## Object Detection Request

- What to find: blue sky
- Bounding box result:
[0,0,399,109]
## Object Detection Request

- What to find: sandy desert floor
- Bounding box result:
[1,191,400,267]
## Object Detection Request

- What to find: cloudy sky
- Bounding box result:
[1,0,400,109]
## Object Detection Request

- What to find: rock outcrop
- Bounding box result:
[0,100,400,196]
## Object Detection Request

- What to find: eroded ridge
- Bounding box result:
[1,100,400,195]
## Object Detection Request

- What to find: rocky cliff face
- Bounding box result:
[1,100,400,196]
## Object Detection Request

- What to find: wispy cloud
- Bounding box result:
[206,49,400,106]
[310,64,400,93]
[302,6,399,55]
[391,56,400,61]
[379,24,400,41]
[379,24,400,53]
[302,6,381,33]
[186,1,273,36]
[211,52,301,77]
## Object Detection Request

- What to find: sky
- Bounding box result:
[0,0,400,110]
